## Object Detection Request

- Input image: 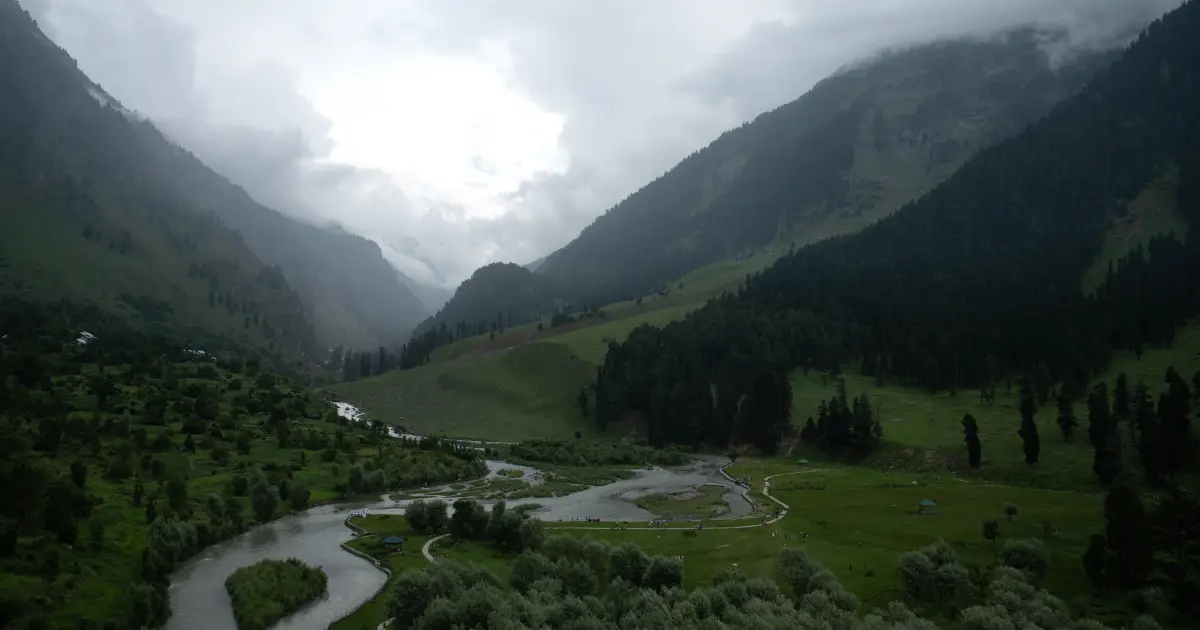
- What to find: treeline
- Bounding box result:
[798,380,883,458]
[387,536,1161,629]
[508,439,689,468]
[596,3,1200,455]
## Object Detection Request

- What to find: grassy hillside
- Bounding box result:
[16,1,427,353]
[0,1,317,364]
[332,343,600,442]
[1082,166,1190,293]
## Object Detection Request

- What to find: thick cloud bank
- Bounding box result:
[21,0,1182,287]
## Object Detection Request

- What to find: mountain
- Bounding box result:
[9,3,429,353]
[0,1,316,363]
[536,30,1120,305]
[412,262,567,338]
[595,1,1200,453]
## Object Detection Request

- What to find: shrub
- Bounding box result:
[1001,538,1049,581]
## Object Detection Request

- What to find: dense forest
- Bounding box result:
[595,3,1200,455]
[534,30,1119,307]
[0,0,427,355]
[0,298,486,628]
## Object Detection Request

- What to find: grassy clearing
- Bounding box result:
[538,302,702,364]
[549,463,1103,611]
[497,468,525,478]
[634,484,731,519]
[331,343,599,442]
[428,537,514,582]
[789,322,1200,490]
[1082,168,1188,294]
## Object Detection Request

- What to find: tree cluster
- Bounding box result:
[798,380,883,458]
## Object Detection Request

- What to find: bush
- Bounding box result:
[896,540,975,611]
[224,558,327,630]
[1001,538,1049,581]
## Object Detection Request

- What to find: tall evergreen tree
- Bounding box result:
[962,414,981,469]
[1017,379,1039,465]
[1056,390,1078,442]
[1101,476,1153,586]
[1133,381,1162,485]
[1089,383,1122,486]
[1159,367,1193,481]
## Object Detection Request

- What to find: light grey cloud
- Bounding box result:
[19,0,1183,288]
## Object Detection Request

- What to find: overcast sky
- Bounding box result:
[20,0,1181,288]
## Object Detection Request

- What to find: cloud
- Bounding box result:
[21,0,1183,287]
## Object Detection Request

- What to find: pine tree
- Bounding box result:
[1017,379,1040,465]
[1102,476,1153,586]
[1160,367,1193,481]
[1055,390,1078,442]
[962,414,981,468]
[1114,373,1131,421]
[1133,382,1162,485]
[1089,384,1122,486]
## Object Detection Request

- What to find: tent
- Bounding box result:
[917,499,937,514]
[796,459,809,465]
[382,536,406,546]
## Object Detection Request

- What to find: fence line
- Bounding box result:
[326,515,394,628]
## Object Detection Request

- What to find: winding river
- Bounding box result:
[165,408,748,629]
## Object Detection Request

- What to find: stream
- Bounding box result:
[164,405,748,629]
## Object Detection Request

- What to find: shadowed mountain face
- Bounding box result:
[412,262,568,338]
[0,1,427,356]
[535,30,1120,306]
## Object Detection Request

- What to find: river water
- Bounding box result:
[165,406,746,629]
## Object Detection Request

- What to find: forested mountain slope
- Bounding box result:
[4,1,429,353]
[401,263,571,367]
[537,31,1119,306]
[0,1,314,364]
[595,1,1200,453]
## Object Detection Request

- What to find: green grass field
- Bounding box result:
[790,322,1200,490]
[331,343,600,442]
[543,462,1109,617]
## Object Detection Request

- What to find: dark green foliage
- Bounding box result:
[1089,383,1123,486]
[1018,380,1040,465]
[962,414,981,468]
[1056,390,1079,442]
[594,3,1200,452]
[1100,477,1154,587]
[223,558,327,630]
[1133,381,1162,484]
[508,439,687,467]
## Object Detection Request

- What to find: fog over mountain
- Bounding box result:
[21,0,1182,288]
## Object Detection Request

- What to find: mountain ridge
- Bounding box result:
[532,29,1121,305]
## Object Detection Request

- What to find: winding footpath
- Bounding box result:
[422,534,450,562]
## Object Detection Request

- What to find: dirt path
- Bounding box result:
[422,533,450,562]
